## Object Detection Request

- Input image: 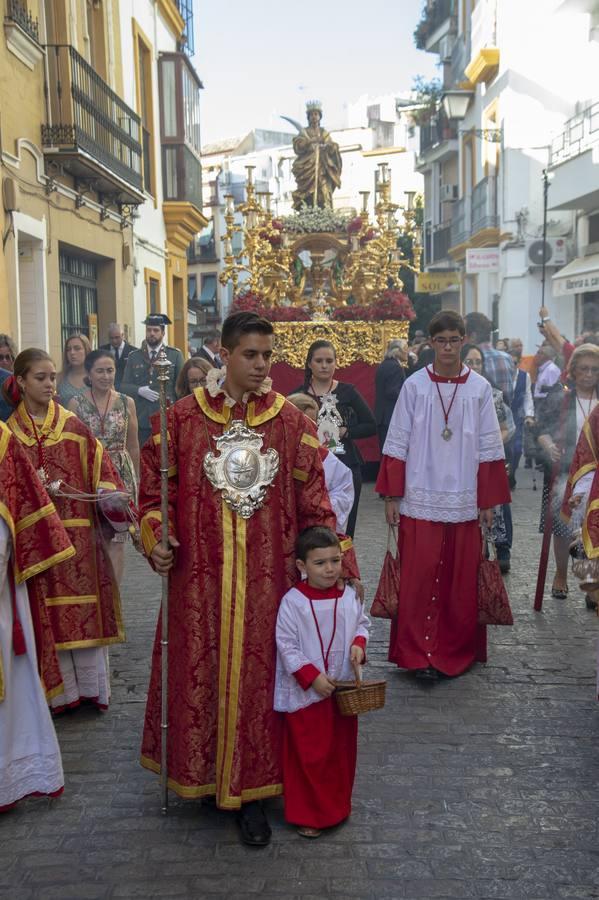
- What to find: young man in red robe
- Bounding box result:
[376,310,510,681]
[140,311,359,846]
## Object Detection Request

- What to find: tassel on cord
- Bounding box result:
[9,562,26,656]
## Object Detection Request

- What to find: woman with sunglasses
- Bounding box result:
[536,343,599,602]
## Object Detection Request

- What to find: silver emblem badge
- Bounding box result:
[203,420,280,518]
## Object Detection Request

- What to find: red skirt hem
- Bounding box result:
[283,697,357,829]
[0,786,64,813]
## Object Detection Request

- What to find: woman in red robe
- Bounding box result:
[4,349,127,712]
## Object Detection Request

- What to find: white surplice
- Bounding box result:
[0,520,63,807]
[382,366,505,523]
[322,451,354,533]
[274,585,369,714]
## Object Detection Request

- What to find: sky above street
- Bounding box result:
[195,0,438,146]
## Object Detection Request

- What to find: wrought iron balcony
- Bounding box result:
[471,176,498,234]
[550,101,599,166]
[5,0,39,43]
[414,0,456,51]
[424,222,453,265]
[450,197,470,247]
[419,113,458,156]
[42,45,144,205]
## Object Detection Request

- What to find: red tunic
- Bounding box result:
[139,387,359,809]
[281,582,364,829]
[0,422,75,700]
[376,452,510,676]
[7,401,126,654]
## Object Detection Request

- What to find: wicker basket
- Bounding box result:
[335,665,386,716]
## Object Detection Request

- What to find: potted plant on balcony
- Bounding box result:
[410,76,443,127]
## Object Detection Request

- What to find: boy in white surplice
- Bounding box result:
[376,310,510,681]
[274,526,369,838]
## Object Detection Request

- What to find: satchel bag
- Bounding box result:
[478,529,514,626]
[370,525,400,619]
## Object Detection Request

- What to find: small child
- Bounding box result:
[274,525,369,838]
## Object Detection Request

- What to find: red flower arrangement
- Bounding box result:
[331,290,415,322]
[230,292,311,321]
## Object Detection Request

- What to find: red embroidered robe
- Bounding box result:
[139,387,358,809]
[0,422,75,700]
[8,401,125,654]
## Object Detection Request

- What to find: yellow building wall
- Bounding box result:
[0,0,134,358]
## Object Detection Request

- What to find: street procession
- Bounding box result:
[2,1,599,897]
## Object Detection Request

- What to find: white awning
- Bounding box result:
[553,254,599,296]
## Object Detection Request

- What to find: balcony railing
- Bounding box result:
[42,45,143,196]
[450,197,470,247]
[6,0,39,43]
[424,222,454,264]
[550,101,599,166]
[433,223,453,262]
[419,113,458,156]
[141,127,152,194]
[414,0,456,49]
[471,176,498,233]
[447,33,470,88]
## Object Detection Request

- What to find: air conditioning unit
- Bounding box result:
[440,183,458,202]
[526,237,568,267]
[438,35,454,61]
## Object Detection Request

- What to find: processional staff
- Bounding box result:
[153,347,172,813]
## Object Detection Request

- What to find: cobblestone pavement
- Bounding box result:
[3,469,599,900]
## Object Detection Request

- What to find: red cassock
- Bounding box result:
[138,387,359,809]
[377,459,508,675]
[375,366,511,676]
[0,422,75,700]
[7,401,126,669]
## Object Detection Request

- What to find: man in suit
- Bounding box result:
[374,339,406,451]
[100,323,137,389]
[121,314,184,448]
[193,331,222,368]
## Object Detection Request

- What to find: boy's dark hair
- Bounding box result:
[296,526,340,562]
[221,311,274,351]
[429,310,466,338]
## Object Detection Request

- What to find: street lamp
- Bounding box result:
[441,89,474,121]
[441,89,503,142]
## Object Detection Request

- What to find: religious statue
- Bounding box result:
[283,101,342,210]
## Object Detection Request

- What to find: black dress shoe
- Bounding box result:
[236,801,272,846]
[414,666,439,682]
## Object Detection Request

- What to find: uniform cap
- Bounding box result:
[142,314,172,326]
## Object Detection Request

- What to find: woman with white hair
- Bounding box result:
[374,340,406,451]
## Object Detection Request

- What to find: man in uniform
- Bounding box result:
[121,314,184,447]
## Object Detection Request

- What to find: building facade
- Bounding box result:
[414,0,590,349]
[1,0,141,361]
[0,0,205,360]
[548,0,599,334]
